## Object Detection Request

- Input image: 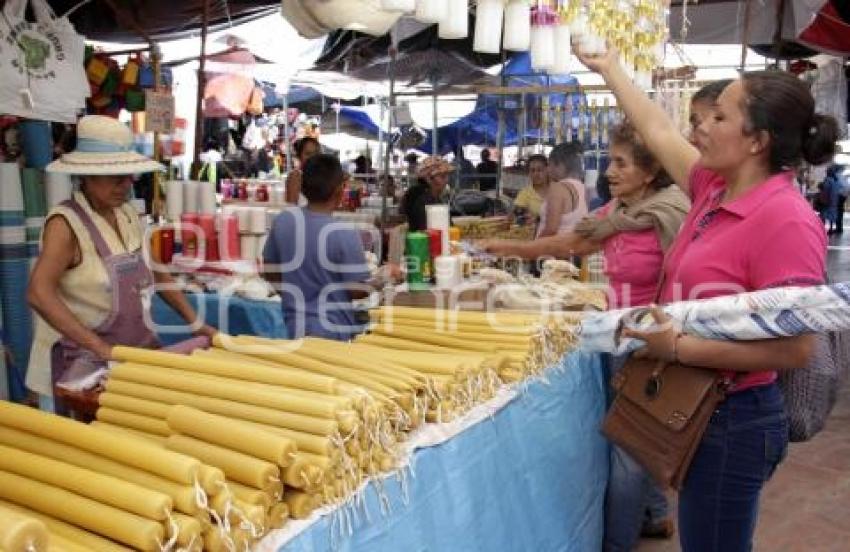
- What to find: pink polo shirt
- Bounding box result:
[659,164,826,391]
[597,202,664,309]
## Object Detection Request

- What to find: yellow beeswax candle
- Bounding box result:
[103,380,339,436]
[167,406,296,468]
[0,402,199,485]
[0,503,48,552]
[0,427,199,516]
[0,501,131,552]
[94,408,171,437]
[0,471,164,551]
[0,445,172,521]
[165,435,279,489]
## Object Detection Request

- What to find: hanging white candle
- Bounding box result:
[415,0,448,23]
[439,0,469,39]
[529,6,556,72]
[503,1,530,51]
[473,0,504,54]
[381,0,416,11]
[551,23,572,75]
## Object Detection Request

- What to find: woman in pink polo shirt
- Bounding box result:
[576,49,837,551]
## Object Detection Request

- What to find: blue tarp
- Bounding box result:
[333,54,587,155]
[151,293,285,345]
[420,53,585,154]
[277,352,608,552]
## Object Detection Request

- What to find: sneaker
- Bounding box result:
[640,518,675,539]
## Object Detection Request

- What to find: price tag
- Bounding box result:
[144,90,175,133]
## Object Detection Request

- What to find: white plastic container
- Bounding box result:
[473,0,504,54]
[502,1,530,51]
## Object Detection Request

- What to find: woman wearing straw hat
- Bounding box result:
[26,115,215,413]
[400,156,453,232]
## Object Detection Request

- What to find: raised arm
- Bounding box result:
[575,48,700,193]
[480,231,602,260]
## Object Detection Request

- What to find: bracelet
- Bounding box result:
[672,333,686,363]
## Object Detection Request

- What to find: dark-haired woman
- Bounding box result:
[577,48,835,551]
[513,154,549,224]
[285,136,321,205]
[688,80,732,145]
[537,142,588,238]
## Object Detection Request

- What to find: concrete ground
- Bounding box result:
[636,229,850,552]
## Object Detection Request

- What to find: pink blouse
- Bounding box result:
[660,164,827,391]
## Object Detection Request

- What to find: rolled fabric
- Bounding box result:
[44,173,74,209]
[578,282,850,354]
[21,169,46,220]
[0,172,31,400]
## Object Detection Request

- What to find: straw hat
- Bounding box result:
[417,156,453,180]
[46,115,164,175]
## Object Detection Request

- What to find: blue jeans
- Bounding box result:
[602,354,670,552]
[604,444,670,551]
[679,382,788,552]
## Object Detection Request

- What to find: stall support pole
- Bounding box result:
[283,95,292,173]
[496,49,507,199]
[740,0,753,71]
[381,36,398,231]
[431,75,439,155]
[192,0,211,177]
[151,42,163,219]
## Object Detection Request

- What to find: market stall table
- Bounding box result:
[257,351,608,552]
[150,293,285,345]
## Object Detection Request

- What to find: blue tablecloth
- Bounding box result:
[277,352,608,552]
[150,293,285,345]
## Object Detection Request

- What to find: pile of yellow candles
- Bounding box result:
[0,308,582,551]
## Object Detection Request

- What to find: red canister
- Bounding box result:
[159,227,174,264]
[180,213,199,258]
[256,183,269,202]
[427,229,443,258]
[218,214,240,260]
[237,180,249,200]
[198,214,217,262]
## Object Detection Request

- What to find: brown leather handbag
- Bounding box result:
[601,357,730,490]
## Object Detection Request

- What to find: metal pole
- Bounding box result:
[496,49,507,198]
[151,42,163,219]
[192,0,210,176]
[381,36,398,231]
[283,95,292,173]
[740,0,753,72]
[431,76,439,155]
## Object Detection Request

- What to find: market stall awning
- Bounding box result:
[46,0,279,42]
[669,0,850,57]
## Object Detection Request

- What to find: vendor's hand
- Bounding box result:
[194,324,219,339]
[572,43,620,77]
[383,262,404,284]
[621,305,679,362]
[478,239,512,256]
[93,342,114,362]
